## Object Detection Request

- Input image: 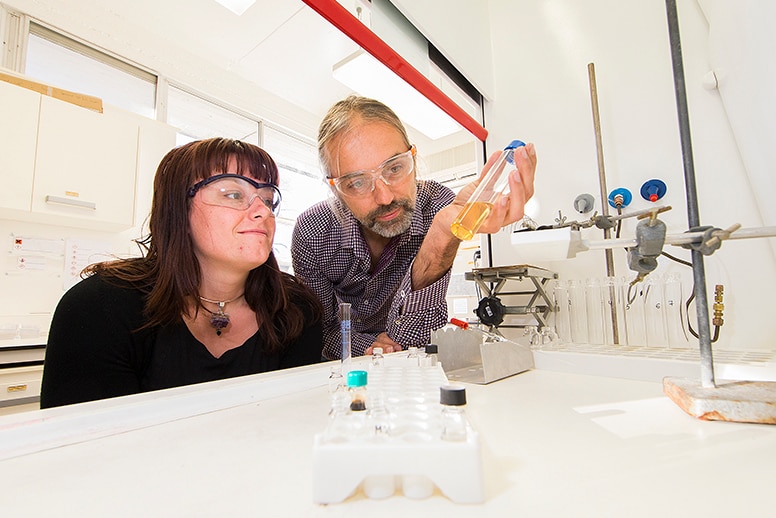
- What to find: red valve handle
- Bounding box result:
[450,318,470,330]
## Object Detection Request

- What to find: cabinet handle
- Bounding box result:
[45,195,96,210]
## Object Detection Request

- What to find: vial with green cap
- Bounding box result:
[347,370,368,412]
[450,139,526,241]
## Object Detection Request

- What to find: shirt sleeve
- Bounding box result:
[40,276,150,408]
[385,259,451,347]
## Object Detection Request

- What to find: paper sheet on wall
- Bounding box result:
[64,239,114,291]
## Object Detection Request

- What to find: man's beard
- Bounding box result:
[358,198,415,238]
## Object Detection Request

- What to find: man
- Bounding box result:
[292,96,536,360]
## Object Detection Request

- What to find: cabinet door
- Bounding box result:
[0,81,39,212]
[32,96,139,230]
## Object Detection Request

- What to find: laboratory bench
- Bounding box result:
[0,355,774,517]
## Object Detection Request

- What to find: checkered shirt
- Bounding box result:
[291,180,456,359]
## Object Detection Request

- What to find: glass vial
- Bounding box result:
[420,344,438,367]
[440,385,468,442]
[347,370,367,412]
[367,390,390,435]
[324,390,352,442]
[450,139,526,240]
[327,364,344,393]
[371,346,385,367]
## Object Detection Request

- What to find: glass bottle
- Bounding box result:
[346,370,368,412]
[440,385,468,442]
[450,140,526,240]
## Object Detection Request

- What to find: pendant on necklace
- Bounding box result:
[209,302,230,336]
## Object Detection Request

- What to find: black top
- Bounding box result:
[40,274,322,408]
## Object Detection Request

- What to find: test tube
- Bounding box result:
[339,302,352,375]
[664,273,689,348]
[644,275,668,347]
[585,277,605,345]
[450,140,525,240]
[552,280,570,344]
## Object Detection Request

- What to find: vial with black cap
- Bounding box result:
[440,385,468,441]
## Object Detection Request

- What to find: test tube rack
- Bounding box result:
[312,359,483,504]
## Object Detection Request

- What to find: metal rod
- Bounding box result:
[579,225,776,251]
[665,0,715,388]
[587,62,620,344]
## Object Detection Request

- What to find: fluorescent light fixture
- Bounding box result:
[333,51,462,140]
[213,0,256,16]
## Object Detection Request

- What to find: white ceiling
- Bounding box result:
[9,0,476,157]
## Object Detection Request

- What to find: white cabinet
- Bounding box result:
[0,80,38,212]
[0,80,141,231]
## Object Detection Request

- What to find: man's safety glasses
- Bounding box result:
[327,146,416,198]
[188,174,282,216]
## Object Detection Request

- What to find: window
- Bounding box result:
[24,23,156,118]
[166,85,260,146]
[262,125,329,271]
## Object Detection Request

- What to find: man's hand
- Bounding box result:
[445,142,537,234]
[364,332,403,355]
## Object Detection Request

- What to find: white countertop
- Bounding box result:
[0,359,774,517]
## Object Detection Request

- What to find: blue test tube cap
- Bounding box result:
[505,139,526,150]
[347,370,367,388]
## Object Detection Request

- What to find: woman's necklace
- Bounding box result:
[199,294,244,336]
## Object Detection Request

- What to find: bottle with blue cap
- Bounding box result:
[346,370,368,411]
[450,139,526,240]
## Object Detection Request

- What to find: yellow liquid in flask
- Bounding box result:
[450,201,493,240]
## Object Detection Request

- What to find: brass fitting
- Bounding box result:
[712,285,724,327]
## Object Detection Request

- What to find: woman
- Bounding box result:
[40,138,323,408]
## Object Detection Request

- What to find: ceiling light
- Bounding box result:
[333,51,462,140]
[213,0,256,16]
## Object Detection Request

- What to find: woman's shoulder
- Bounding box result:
[62,272,146,312]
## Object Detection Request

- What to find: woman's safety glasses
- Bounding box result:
[188,174,282,216]
[327,146,416,198]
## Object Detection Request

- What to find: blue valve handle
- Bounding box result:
[641,179,667,202]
